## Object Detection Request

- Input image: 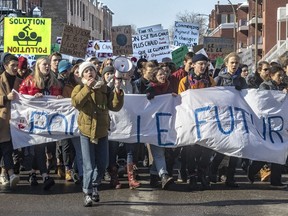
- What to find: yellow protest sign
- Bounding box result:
[4,17,51,55]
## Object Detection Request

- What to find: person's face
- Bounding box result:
[60,70,70,79]
[226,57,239,74]
[259,64,270,81]
[105,59,113,67]
[50,55,62,72]
[193,61,208,76]
[17,68,28,77]
[91,61,101,71]
[184,59,193,72]
[38,59,50,76]
[161,66,171,77]
[143,66,154,80]
[270,71,284,85]
[285,65,288,76]
[83,66,96,81]
[104,71,114,83]
[156,69,167,84]
[4,60,18,76]
[241,67,249,78]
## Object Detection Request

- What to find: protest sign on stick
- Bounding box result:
[60,25,91,58]
[111,25,133,56]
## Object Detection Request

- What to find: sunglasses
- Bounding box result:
[262,68,269,71]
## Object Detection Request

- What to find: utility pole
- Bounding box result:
[228,0,237,52]
[255,0,258,67]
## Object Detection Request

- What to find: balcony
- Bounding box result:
[237,42,247,53]
[247,16,263,26]
[238,19,248,32]
[247,36,263,50]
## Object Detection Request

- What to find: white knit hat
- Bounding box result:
[78,62,97,78]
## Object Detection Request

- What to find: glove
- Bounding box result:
[235,85,242,91]
[146,92,155,100]
[92,80,105,89]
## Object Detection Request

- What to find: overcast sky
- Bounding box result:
[100,0,246,29]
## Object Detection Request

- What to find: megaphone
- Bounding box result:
[113,56,133,79]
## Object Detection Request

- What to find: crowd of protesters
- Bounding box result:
[0,50,288,207]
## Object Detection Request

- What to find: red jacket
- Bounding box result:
[19,75,62,96]
[169,68,188,93]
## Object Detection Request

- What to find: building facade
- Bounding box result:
[1,0,113,46]
[208,0,288,63]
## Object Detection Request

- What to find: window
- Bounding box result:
[221,14,227,23]
[70,0,73,15]
[82,3,85,21]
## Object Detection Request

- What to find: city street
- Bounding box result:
[1,168,288,216]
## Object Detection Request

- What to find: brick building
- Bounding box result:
[5,0,113,44]
[208,0,288,63]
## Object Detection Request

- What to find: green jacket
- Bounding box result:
[71,84,124,141]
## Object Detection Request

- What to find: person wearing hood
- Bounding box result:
[210,52,247,188]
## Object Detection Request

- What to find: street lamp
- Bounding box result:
[228,0,237,52]
[32,6,42,17]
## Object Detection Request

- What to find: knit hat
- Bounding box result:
[192,54,209,63]
[78,62,97,78]
[58,60,72,73]
[101,66,115,76]
[18,56,28,69]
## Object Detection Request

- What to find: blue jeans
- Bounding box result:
[71,137,83,177]
[80,134,109,194]
[150,145,168,177]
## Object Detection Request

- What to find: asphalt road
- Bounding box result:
[1,168,288,216]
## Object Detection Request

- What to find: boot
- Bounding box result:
[150,174,160,188]
[161,174,173,190]
[127,163,140,189]
[198,170,211,190]
[260,166,271,182]
[109,166,121,189]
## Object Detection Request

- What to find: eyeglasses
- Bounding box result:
[262,68,269,71]
[242,69,248,72]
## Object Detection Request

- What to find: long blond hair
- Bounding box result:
[33,57,60,89]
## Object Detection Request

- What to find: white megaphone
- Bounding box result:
[113,56,133,79]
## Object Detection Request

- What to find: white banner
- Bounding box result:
[10,91,79,149]
[10,88,288,164]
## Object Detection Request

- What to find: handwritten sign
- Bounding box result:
[4,17,51,55]
[173,21,199,48]
[172,46,188,68]
[132,29,171,62]
[203,37,234,61]
[137,24,163,34]
[111,25,133,56]
[60,25,91,58]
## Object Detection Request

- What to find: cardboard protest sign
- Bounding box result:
[111,25,133,56]
[4,17,51,55]
[60,25,91,58]
[174,21,199,48]
[137,24,163,34]
[203,37,234,61]
[132,29,171,62]
[172,46,188,68]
